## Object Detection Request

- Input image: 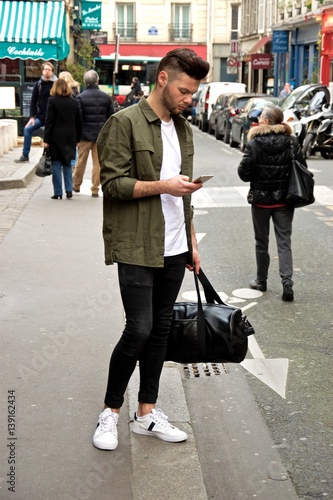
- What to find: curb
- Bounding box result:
[0,162,37,190]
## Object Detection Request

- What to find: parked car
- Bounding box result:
[190,86,204,125]
[197,81,246,132]
[182,83,205,121]
[207,94,234,135]
[230,96,281,151]
[214,93,267,143]
[282,84,331,142]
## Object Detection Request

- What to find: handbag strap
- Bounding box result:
[290,138,295,162]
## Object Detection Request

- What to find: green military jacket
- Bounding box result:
[97,97,195,268]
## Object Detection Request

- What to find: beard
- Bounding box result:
[161,84,182,115]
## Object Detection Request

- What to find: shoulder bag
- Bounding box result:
[166,269,255,364]
[286,139,315,208]
[35,148,53,177]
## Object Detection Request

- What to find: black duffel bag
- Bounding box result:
[166,269,255,364]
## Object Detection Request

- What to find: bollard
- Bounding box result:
[0,124,4,156]
[0,119,18,149]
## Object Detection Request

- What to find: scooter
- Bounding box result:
[302,104,333,158]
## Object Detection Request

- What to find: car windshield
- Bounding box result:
[280,87,309,111]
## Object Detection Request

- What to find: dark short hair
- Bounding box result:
[155,48,209,83]
[50,78,72,97]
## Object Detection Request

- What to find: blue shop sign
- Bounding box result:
[272,31,289,53]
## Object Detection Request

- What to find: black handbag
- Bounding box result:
[166,270,255,364]
[286,139,315,208]
[35,148,53,177]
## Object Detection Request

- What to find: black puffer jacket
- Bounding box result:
[238,124,307,205]
[76,85,114,141]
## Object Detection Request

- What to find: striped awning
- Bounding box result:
[0,1,69,60]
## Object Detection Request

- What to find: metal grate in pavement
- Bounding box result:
[182,362,228,378]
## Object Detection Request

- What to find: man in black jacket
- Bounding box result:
[15,62,57,163]
[73,70,114,197]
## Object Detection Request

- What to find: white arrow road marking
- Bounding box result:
[241,302,289,399]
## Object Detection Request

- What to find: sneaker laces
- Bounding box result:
[152,409,173,428]
[100,411,118,434]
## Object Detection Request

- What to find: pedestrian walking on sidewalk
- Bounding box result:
[72,70,114,197]
[93,48,210,451]
[238,104,307,302]
[43,79,82,200]
[15,62,57,163]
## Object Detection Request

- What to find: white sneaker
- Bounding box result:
[132,408,188,443]
[93,408,119,450]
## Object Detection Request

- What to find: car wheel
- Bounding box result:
[208,122,214,135]
[202,120,208,133]
[215,125,223,140]
[223,126,230,144]
[302,133,316,158]
[240,130,246,152]
[229,128,237,148]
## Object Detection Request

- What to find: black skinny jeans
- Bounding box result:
[104,253,187,409]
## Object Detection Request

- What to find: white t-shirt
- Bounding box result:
[160,119,188,257]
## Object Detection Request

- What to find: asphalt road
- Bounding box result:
[189,124,333,500]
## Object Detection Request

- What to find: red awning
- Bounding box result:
[247,37,272,55]
[99,44,207,60]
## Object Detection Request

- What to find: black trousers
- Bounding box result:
[251,205,295,286]
[104,253,187,409]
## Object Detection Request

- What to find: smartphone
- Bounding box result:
[192,175,214,184]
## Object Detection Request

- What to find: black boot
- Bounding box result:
[66,191,73,199]
[282,285,294,302]
[249,279,267,292]
[51,195,62,200]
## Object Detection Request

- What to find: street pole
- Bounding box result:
[112,33,120,95]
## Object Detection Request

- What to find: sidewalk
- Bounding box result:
[0,148,300,500]
[0,144,43,190]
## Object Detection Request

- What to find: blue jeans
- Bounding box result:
[52,160,73,196]
[22,118,44,158]
[104,253,187,409]
[251,205,295,286]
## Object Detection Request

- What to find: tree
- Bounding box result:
[66,36,95,87]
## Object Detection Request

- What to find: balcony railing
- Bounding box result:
[169,24,193,42]
[113,23,137,41]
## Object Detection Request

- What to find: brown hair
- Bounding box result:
[50,78,72,97]
[42,62,54,72]
[155,48,209,83]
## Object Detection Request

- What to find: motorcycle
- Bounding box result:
[314,114,333,159]
[302,104,333,158]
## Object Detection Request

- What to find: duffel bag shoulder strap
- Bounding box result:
[197,269,227,306]
[193,272,207,359]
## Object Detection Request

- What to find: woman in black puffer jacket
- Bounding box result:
[238,104,307,302]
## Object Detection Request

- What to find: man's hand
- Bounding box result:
[133,175,203,198]
[25,118,35,128]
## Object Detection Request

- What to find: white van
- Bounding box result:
[197,82,246,132]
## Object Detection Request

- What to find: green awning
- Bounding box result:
[0,1,69,60]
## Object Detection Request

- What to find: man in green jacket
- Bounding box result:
[94,48,209,450]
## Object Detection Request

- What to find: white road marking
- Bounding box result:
[192,186,333,208]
